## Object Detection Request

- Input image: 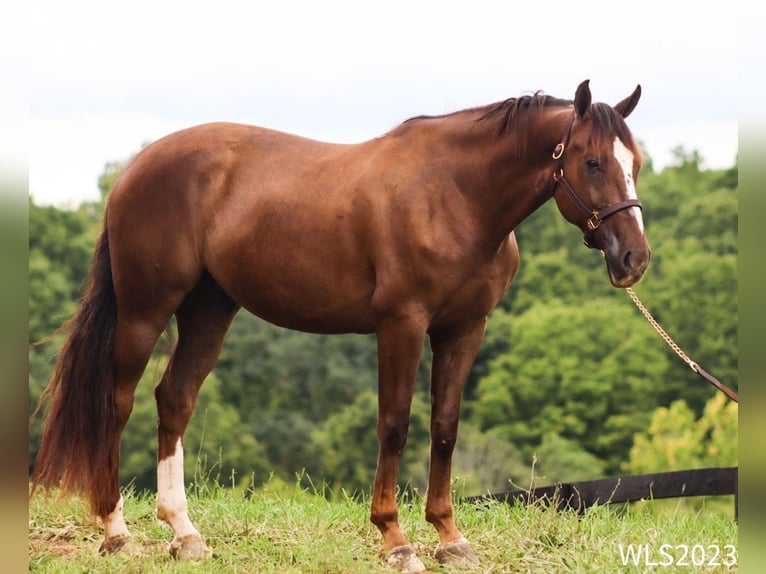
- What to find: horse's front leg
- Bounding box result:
[371,315,428,573]
[425,320,486,565]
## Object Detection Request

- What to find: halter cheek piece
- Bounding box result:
[551,112,643,248]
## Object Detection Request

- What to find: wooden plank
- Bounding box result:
[465,467,738,514]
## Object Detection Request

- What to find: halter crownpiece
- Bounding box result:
[551,112,643,248]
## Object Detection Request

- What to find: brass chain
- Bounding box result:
[625,287,699,373]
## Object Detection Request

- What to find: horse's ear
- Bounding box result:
[614,84,642,118]
[574,80,592,119]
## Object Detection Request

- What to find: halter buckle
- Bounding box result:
[552,143,565,160]
[585,212,602,231]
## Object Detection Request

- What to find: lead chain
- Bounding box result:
[625,287,699,373]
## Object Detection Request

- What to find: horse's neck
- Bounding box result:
[443,108,572,247]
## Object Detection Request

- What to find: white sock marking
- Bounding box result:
[156,438,200,539]
[102,494,131,539]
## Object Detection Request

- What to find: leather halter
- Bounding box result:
[551,112,643,248]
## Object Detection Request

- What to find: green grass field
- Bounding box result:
[29,479,738,573]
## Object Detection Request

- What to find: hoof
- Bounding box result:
[434,537,478,565]
[169,534,212,561]
[98,535,139,556]
[386,544,426,573]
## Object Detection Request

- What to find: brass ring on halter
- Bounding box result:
[552,143,565,160]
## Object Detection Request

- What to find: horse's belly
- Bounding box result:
[239,288,377,335]
[211,249,378,335]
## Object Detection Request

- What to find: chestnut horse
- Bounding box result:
[32,80,649,571]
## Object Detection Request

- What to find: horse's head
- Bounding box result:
[552,80,651,288]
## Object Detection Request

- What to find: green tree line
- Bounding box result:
[28,146,738,497]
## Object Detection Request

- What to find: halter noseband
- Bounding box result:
[551,112,643,248]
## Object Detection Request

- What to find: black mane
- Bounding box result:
[399,91,638,156]
[402,91,571,136]
[476,91,571,135]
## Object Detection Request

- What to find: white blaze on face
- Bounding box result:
[612,137,644,232]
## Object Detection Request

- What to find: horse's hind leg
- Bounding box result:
[154,272,239,560]
[100,298,182,553]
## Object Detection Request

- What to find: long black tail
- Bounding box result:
[31,224,120,517]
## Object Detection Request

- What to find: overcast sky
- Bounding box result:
[26,0,737,207]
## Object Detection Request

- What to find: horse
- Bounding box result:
[31,80,650,572]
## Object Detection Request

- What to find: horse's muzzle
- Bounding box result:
[605,243,651,288]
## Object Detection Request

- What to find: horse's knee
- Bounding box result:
[378,415,410,454]
[430,419,458,458]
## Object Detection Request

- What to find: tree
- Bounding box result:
[623,393,737,516]
[215,315,380,423]
[307,390,431,494]
[534,432,606,484]
[28,200,100,342]
[625,393,738,474]
[450,423,532,495]
[629,168,737,412]
[470,298,670,475]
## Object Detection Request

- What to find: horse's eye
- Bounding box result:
[585,159,600,171]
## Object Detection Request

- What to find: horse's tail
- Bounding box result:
[31,224,119,517]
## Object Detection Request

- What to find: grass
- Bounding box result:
[29,478,738,573]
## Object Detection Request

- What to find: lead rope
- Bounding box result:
[625,287,738,403]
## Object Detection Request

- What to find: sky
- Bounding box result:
[25,0,738,207]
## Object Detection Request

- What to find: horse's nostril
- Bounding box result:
[623,250,632,269]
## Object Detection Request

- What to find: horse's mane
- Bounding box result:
[476,92,570,136]
[402,92,568,132]
[399,91,640,158]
